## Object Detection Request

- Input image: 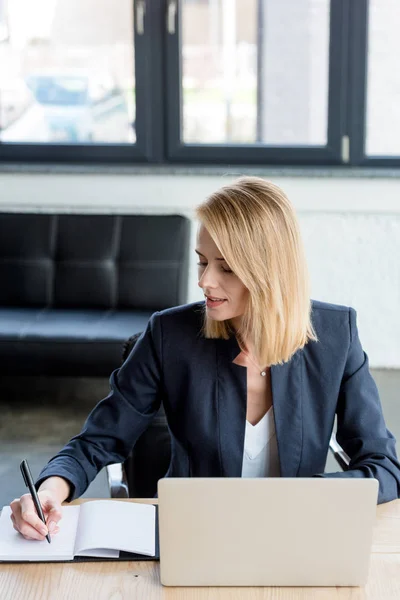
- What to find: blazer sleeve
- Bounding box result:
[318,307,400,504]
[34,312,163,501]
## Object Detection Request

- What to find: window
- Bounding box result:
[0,0,397,166]
[365,0,400,157]
[181,0,330,146]
[1,0,135,145]
[0,0,154,162]
[165,0,345,164]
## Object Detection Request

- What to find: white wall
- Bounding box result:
[1,172,399,368]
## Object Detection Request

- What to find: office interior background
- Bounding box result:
[0,0,399,507]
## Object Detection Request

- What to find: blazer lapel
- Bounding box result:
[216,335,247,477]
[216,334,304,478]
[271,351,304,477]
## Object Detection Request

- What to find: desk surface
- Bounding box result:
[0,497,399,600]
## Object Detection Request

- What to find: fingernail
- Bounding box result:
[40,525,48,535]
[48,522,56,533]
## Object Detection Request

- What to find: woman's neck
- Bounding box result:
[231,325,253,357]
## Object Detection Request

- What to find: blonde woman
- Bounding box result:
[10,177,400,541]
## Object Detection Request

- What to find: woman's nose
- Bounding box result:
[198,265,217,289]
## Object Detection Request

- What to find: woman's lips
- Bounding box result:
[206,297,227,308]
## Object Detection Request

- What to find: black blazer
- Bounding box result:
[35,300,400,504]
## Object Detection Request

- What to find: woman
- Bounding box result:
[10,177,400,541]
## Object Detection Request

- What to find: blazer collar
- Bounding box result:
[216,335,303,478]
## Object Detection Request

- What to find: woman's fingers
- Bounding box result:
[10,511,60,539]
[10,494,46,539]
[10,511,46,541]
[45,505,63,531]
[9,490,64,541]
[19,497,49,535]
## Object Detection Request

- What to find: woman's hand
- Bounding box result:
[9,476,70,541]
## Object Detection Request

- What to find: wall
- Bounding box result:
[0,170,399,368]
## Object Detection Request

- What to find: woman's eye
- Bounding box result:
[197,262,233,274]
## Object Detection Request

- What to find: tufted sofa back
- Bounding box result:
[0,213,190,310]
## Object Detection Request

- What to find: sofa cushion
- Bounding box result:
[0,213,190,309]
[0,308,153,376]
[0,212,190,377]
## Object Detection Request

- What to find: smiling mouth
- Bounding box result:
[205,296,227,307]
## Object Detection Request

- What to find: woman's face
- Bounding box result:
[196,223,249,327]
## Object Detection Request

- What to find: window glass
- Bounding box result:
[366,0,400,156]
[0,0,135,144]
[181,0,330,145]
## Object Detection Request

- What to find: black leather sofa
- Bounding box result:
[0,212,190,376]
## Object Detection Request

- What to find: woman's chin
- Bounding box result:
[206,311,225,321]
[206,307,230,321]
[206,307,236,322]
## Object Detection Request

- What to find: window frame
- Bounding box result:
[165,0,349,165]
[0,0,161,164]
[0,0,398,168]
[348,0,400,167]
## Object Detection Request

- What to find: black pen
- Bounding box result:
[20,459,51,544]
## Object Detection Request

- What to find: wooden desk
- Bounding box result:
[1,498,399,600]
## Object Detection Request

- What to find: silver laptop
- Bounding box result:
[158,477,379,587]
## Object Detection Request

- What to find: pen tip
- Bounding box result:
[47,535,51,544]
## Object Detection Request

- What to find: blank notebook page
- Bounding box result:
[0,505,80,561]
[74,500,156,557]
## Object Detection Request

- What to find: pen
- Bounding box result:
[20,459,51,544]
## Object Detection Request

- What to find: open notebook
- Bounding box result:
[0,500,159,563]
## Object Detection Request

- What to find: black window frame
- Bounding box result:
[0,0,163,164]
[347,0,400,167]
[165,0,348,166]
[0,0,397,168]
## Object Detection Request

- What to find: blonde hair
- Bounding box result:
[195,176,317,366]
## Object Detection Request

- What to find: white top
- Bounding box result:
[241,406,281,478]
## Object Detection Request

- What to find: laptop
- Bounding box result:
[157,477,379,587]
